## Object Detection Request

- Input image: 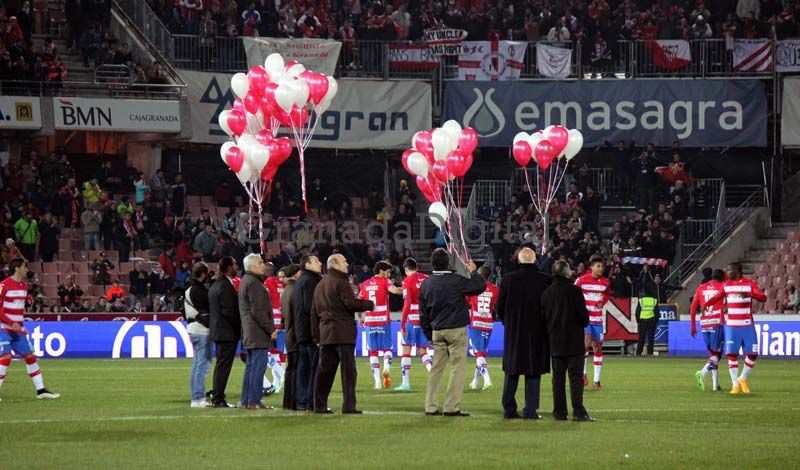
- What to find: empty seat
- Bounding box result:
[76,262,90,274]
[770,264,785,276]
[767,253,781,265]
[200,196,214,207]
[787,230,800,243]
[775,241,787,253]
[755,264,769,276]
[90,285,106,297]
[57,262,73,274]
[42,284,59,298]
[28,262,43,273]
[756,276,768,288]
[42,273,60,285]
[187,195,202,206]
[75,273,92,286]
[58,239,72,251]
[773,277,786,289]
[782,254,796,265]
[58,251,74,262]
[120,262,135,274]
[43,263,59,274]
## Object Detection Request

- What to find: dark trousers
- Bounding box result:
[552,355,588,419]
[502,373,541,418]
[296,342,318,411]
[637,318,657,355]
[282,351,298,410]
[638,186,656,213]
[20,243,36,262]
[314,344,357,412]
[212,340,238,405]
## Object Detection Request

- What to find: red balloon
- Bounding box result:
[547,126,569,157]
[243,91,261,115]
[535,139,556,170]
[416,175,441,203]
[299,71,330,105]
[226,110,247,136]
[284,60,300,70]
[262,83,280,115]
[261,162,278,181]
[413,131,434,160]
[401,149,414,175]
[431,160,450,183]
[256,129,273,146]
[232,98,245,112]
[289,106,308,127]
[512,141,532,167]
[458,127,479,155]
[225,146,244,173]
[267,137,293,166]
[247,66,269,95]
[446,150,469,177]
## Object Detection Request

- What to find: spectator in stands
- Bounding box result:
[633,147,659,213]
[79,204,100,252]
[547,17,571,41]
[57,274,84,311]
[79,26,101,68]
[92,297,109,312]
[784,281,799,313]
[14,212,38,261]
[134,173,149,205]
[82,179,102,207]
[175,261,191,289]
[220,234,245,269]
[91,251,115,285]
[199,10,218,68]
[150,264,171,297]
[37,212,60,263]
[132,300,145,313]
[242,2,262,36]
[118,211,137,262]
[105,279,126,303]
[194,225,221,262]
[130,262,150,308]
[170,174,187,217]
[110,297,128,313]
[76,299,92,312]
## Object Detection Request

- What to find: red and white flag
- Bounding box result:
[536,43,572,79]
[649,40,691,70]
[458,40,526,81]
[388,44,440,71]
[733,39,773,72]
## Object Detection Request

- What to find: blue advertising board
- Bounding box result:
[442,79,767,147]
[669,321,800,357]
[655,304,679,346]
[20,321,509,359]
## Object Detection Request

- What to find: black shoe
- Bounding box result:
[523,413,543,420]
[342,409,363,414]
[205,390,213,398]
[262,386,276,397]
[443,411,470,417]
[425,411,442,416]
[212,401,234,408]
[315,408,334,414]
[504,413,523,419]
[573,414,596,422]
[553,413,569,421]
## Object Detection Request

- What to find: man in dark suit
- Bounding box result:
[311,254,374,414]
[292,254,323,412]
[494,247,552,420]
[208,256,240,408]
[542,260,595,422]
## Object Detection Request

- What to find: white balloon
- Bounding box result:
[513,132,530,144]
[236,161,253,184]
[428,202,448,228]
[264,53,285,81]
[220,141,235,164]
[218,110,233,136]
[442,119,462,137]
[564,129,584,160]
[230,73,250,99]
[274,84,295,113]
[431,128,451,161]
[247,143,270,172]
[316,97,332,115]
[324,76,338,102]
[286,62,306,78]
[543,125,555,138]
[407,152,430,178]
[528,133,545,154]
[246,110,263,135]
[237,134,258,160]
[291,79,310,107]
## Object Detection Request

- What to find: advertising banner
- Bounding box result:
[24,313,184,322]
[656,304,679,346]
[180,69,432,148]
[52,98,181,132]
[242,37,341,75]
[0,96,42,130]
[443,79,767,147]
[669,321,800,357]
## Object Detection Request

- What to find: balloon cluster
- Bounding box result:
[510,125,584,254]
[400,120,479,264]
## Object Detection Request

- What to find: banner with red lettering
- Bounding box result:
[389,43,440,71]
[458,41,526,81]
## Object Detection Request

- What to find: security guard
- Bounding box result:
[636,290,659,355]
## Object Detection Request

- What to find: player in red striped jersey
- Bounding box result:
[358,261,403,389]
[467,266,499,391]
[0,258,60,401]
[263,264,287,394]
[689,268,726,391]
[394,258,431,392]
[574,256,611,391]
[703,262,767,395]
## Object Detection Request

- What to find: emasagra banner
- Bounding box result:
[442,79,766,147]
[242,37,341,76]
[179,69,432,149]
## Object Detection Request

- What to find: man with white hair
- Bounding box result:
[494,247,552,419]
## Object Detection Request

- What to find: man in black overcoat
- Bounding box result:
[494,247,552,419]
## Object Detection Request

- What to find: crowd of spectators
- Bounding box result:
[0,5,67,87]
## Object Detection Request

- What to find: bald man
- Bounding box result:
[311,254,374,413]
[494,248,553,419]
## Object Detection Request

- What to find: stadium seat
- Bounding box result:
[783,254,797,265]
[57,262,73,274]
[43,262,58,274]
[76,262,90,274]
[775,241,787,253]
[187,195,202,207]
[107,251,120,263]
[75,273,92,286]
[42,284,59,298]
[43,273,60,285]
[120,262,135,274]
[757,276,768,288]
[755,264,769,276]
[200,196,214,207]
[58,239,72,251]
[90,285,106,297]
[58,250,74,262]
[773,277,786,289]
[28,262,42,273]
[767,253,781,265]
[787,230,800,243]
[770,264,785,276]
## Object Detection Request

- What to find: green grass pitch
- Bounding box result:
[0,357,797,468]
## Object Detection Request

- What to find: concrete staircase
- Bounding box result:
[741,222,798,276]
[33,34,95,83]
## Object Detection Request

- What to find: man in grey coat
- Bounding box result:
[239,253,276,409]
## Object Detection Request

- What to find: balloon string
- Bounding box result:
[443,182,469,265]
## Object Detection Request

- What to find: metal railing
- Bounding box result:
[94,64,132,85]
[0,80,184,99]
[665,187,767,286]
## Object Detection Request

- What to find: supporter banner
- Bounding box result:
[604,296,639,341]
[777,39,800,72]
[443,80,766,147]
[0,96,42,130]
[458,41,526,81]
[669,321,800,357]
[24,313,184,322]
[536,43,571,79]
[782,77,800,146]
[650,40,691,70]
[389,43,440,70]
[733,39,773,72]
[52,98,181,132]
[180,69,432,148]
[622,257,668,267]
[423,28,467,55]
[242,37,341,76]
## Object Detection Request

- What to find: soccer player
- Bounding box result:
[690,268,725,391]
[467,266,499,391]
[574,255,611,391]
[263,264,286,393]
[0,258,60,401]
[394,258,432,392]
[703,262,767,395]
[358,261,402,389]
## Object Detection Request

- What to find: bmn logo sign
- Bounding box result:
[112,321,193,359]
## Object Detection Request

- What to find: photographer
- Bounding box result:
[129,262,150,308]
[186,262,211,407]
[57,274,84,311]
